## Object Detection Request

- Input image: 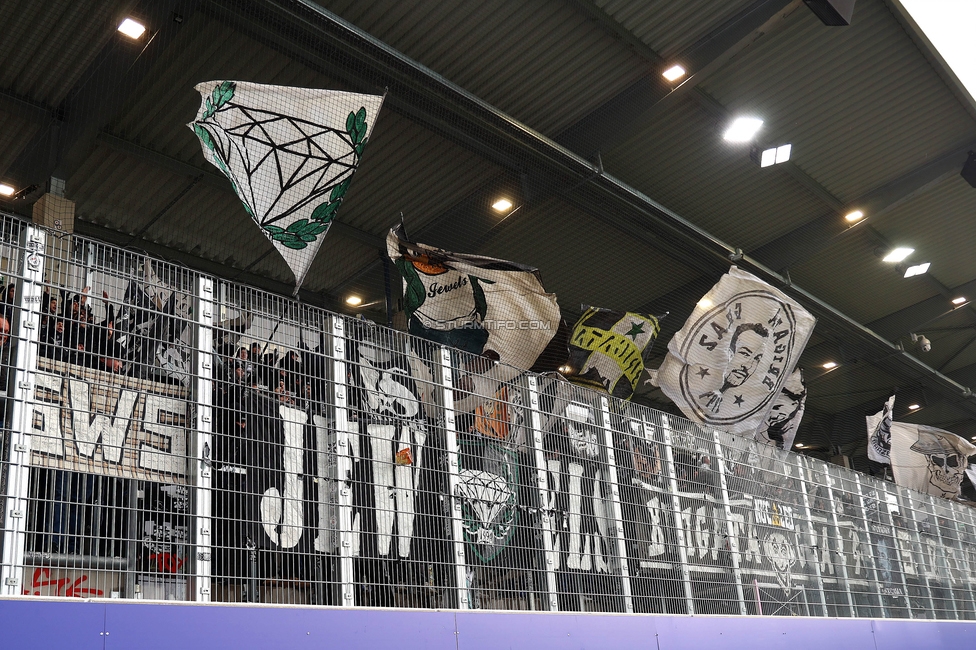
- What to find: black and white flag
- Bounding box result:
[754,368,807,451]
[656,267,816,435]
[866,395,895,464]
[890,423,976,499]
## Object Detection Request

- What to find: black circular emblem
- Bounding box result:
[678,290,797,425]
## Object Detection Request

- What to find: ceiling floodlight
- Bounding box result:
[117,17,146,40]
[882,247,914,263]
[662,65,686,82]
[757,143,792,167]
[908,403,921,410]
[723,117,763,142]
[345,295,363,306]
[558,365,573,374]
[0,184,14,197]
[697,298,714,310]
[491,198,513,212]
[822,361,838,369]
[795,443,804,449]
[952,296,967,305]
[844,210,864,222]
[904,262,930,278]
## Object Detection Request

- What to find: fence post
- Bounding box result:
[0,224,45,595]
[710,430,747,616]
[437,347,469,610]
[329,314,356,606]
[596,396,633,614]
[796,457,828,617]
[527,375,558,611]
[191,275,215,602]
[824,467,856,617]
[658,414,695,615]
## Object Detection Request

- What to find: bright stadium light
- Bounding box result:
[345,295,363,306]
[844,210,865,222]
[952,296,967,305]
[0,184,14,197]
[492,198,513,212]
[822,361,838,369]
[883,247,914,263]
[117,17,146,40]
[723,117,763,142]
[904,262,930,278]
[662,65,686,82]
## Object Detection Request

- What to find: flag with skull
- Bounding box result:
[866,395,895,464]
[890,423,976,499]
[655,267,816,435]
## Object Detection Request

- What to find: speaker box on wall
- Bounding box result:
[961,151,976,189]
[804,0,856,26]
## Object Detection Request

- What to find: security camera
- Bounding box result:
[911,333,931,353]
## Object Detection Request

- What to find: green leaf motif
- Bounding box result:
[312,200,340,223]
[264,225,285,235]
[194,125,215,150]
[202,81,236,119]
[330,178,351,202]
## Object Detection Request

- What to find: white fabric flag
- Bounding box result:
[866,395,895,464]
[656,266,816,435]
[890,422,976,499]
[754,368,807,451]
[387,224,563,375]
[189,81,384,291]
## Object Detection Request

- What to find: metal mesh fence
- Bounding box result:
[0,212,973,617]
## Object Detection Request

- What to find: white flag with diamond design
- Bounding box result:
[189,81,384,290]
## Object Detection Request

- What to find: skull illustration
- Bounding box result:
[762,530,797,592]
[910,430,966,497]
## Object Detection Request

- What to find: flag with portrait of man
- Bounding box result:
[754,367,807,450]
[566,306,664,401]
[655,267,816,435]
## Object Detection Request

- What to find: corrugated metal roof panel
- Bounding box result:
[873,174,976,291]
[0,110,40,179]
[0,0,126,106]
[595,0,758,58]
[321,0,647,135]
[700,0,976,203]
[603,95,827,252]
[789,227,939,325]
[479,200,700,313]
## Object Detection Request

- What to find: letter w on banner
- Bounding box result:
[656,267,816,435]
[189,81,384,292]
[890,422,976,499]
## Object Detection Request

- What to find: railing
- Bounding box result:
[1,212,975,619]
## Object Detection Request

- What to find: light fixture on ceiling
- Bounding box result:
[491,198,513,212]
[662,65,686,82]
[882,247,914,263]
[908,403,921,410]
[0,184,14,198]
[558,365,573,374]
[952,296,967,305]
[795,443,804,449]
[345,295,363,306]
[117,17,147,40]
[723,117,763,143]
[844,210,864,222]
[904,262,930,278]
[755,143,792,167]
[697,298,714,310]
[822,361,838,369]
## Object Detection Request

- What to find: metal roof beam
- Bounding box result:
[752,139,976,273]
[4,0,199,196]
[557,0,799,158]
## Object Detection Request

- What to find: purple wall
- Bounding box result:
[1,599,974,649]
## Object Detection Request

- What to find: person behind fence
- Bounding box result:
[93,296,125,373]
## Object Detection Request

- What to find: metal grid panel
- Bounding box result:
[1,213,976,616]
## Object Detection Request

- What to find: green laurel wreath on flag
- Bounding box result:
[262,107,369,250]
